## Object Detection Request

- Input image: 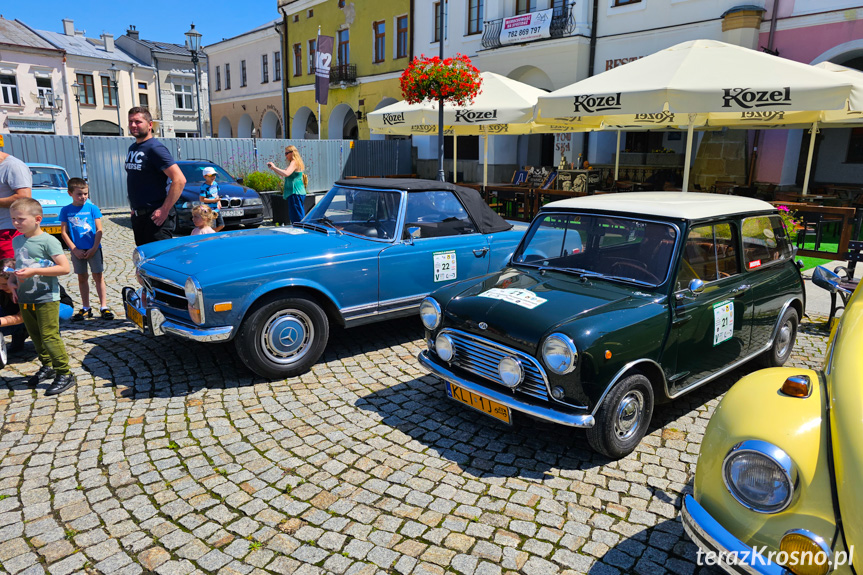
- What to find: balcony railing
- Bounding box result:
[330,64,357,84]
[481,3,576,49]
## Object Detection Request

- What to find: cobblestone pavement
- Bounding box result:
[0,215,830,575]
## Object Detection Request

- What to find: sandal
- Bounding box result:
[100,308,115,320]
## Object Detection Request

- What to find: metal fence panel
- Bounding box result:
[2,135,414,208]
[1,134,83,178]
[83,136,136,209]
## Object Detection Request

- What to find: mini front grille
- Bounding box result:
[442,329,550,403]
[142,274,186,310]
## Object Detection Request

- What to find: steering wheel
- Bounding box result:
[610,261,661,284]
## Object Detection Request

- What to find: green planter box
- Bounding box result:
[647,153,683,166]
[614,152,646,164]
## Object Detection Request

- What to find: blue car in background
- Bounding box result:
[174,160,264,231]
[28,163,73,237]
[124,178,528,379]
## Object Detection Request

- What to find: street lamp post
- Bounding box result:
[70,82,87,178]
[38,92,62,134]
[184,24,204,138]
[108,63,123,136]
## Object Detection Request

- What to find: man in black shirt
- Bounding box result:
[124,107,186,246]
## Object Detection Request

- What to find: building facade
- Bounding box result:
[0,17,69,135]
[754,0,863,187]
[205,20,284,139]
[117,27,210,138]
[278,0,411,141]
[35,19,156,137]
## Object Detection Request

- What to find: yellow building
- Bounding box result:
[278,0,411,140]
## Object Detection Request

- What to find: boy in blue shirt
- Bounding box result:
[59,178,113,320]
[199,167,224,232]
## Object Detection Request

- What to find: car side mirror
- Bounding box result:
[812,266,851,294]
[236,178,243,185]
[688,278,705,295]
[406,226,420,245]
[796,259,804,270]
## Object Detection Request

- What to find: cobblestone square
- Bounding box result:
[0,215,830,575]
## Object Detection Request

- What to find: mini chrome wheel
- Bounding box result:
[762,307,798,368]
[614,390,645,441]
[588,373,654,459]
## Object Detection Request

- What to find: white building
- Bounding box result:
[117,26,210,138]
[204,20,284,139]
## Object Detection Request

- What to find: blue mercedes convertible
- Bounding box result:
[124,179,528,379]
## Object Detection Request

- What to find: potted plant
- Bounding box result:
[400,53,482,106]
[647,148,683,166]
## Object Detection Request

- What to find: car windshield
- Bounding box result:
[29,167,69,188]
[304,186,401,240]
[179,164,235,184]
[513,213,677,286]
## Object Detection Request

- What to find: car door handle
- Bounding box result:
[473,247,489,257]
[732,284,751,296]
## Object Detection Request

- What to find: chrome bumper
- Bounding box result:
[681,495,788,575]
[122,287,233,343]
[417,350,595,428]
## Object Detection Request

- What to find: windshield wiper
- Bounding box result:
[315,217,343,235]
[538,266,602,279]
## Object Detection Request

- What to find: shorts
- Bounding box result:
[71,248,104,275]
[131,206,176,246]
[214,212,225,228]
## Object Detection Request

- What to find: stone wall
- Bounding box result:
[691,130,748,191]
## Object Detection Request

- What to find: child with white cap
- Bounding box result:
[199,166,224,232]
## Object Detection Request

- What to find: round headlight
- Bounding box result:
[435,333,454,362]
[132,248,143,268]
[723,440,796,513]
[184,277,199,305]
[498,356,524,389]
[541,333,577,374]
[420,298,442,330]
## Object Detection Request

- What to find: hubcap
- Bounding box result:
[261,309,314,365]
[614,391,644,440]
[776,321,793,358]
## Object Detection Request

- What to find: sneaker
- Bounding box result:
[46,373,76,396]
[27,366,55,388]
[72,308,93,322]
[100,308,115,320]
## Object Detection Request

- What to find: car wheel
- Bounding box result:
[235,295,329,379]
[761,307,798,367]
[587,373,654,459]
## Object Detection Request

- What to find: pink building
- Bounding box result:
[756,0,863,187]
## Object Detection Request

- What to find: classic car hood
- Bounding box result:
[442,267,645,352]
[827,287,863,557]
[141,226,358,276]
[33,188,72,217]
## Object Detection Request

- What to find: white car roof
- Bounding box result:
[544,192,776,220]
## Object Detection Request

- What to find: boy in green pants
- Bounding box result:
[10,197,75,395]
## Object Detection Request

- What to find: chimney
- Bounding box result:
[101,32,114,52]
[126,25,139,40]
[62,18,74,36]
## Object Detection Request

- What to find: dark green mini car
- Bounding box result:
[418,192,805,458]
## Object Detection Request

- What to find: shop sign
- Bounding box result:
[499,10,553,46]
[6,118,54,133]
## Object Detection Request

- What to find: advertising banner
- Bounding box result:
[499,9,553,46]
[315,35,334,105]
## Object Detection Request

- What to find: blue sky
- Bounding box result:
[4,0,280,48]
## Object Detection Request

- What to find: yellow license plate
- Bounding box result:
[43,226,61,234]
[446,382,511,425]
[125,303,144,330]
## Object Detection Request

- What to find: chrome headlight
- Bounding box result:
[132,248,143,268]
[244,197,263,206]
[723,440,797,513]
[184,276,205,325]
[498,356,524,388]
[435,333,454,362]
[420,297,441,330]
[541,333,577,374]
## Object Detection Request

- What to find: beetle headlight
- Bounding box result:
[420,298,442,330]
[184,276,205,325]
[541,333,577,374]
[723,440,797,513]
[435,333,454,362]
